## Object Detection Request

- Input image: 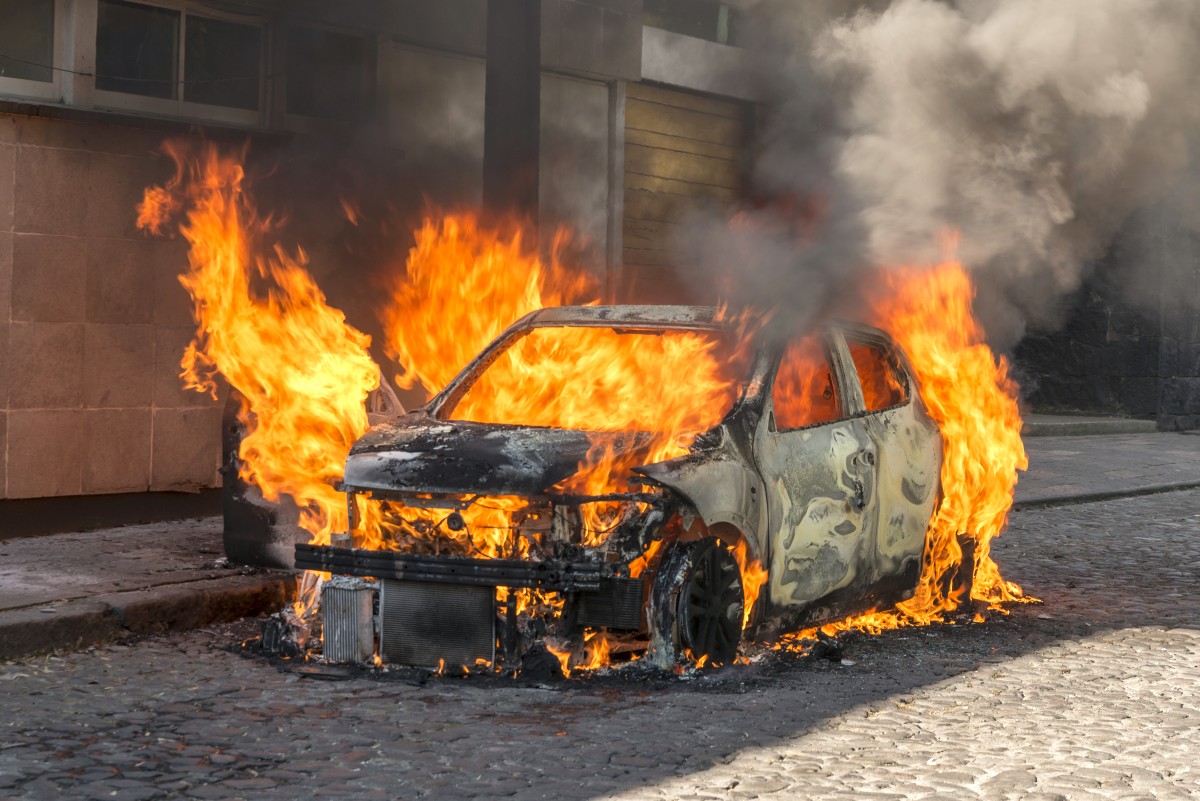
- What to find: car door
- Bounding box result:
[753,331,881,613]
[837,327,942,589]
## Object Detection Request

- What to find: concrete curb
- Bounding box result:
[3,470,1195,662]
[0,572,297,661]
[1013,480,1200,511]
[1021,418,1158,437]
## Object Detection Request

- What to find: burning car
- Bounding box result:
[295,304,942,672]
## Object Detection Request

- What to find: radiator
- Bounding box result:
[379,579,495,668]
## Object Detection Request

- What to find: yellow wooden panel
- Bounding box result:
[624,127,738,160]
[613,263,697,304]
[625,143,740,189]
[623,215,683,246]
[623,171,740,200]
[621,244,677,268]
[622,83,747,272]
[626,82,742,120]
[625,98,743,146]
[623,190,698,224]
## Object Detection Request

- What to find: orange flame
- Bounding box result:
[544,629,613,678]
[580,630,612,670]
[377,212,751,550]
[546,642,574,677]
[779,254,1028,648]
[138,142,380,616]
[142,142,1026,670]
[731,538,768,629]
[380,212,595,398]
[878,258,1028,613]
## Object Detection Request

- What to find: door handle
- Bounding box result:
[852,449,876,469]
[852,479,866,510]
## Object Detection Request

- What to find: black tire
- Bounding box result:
[649,537,744,667]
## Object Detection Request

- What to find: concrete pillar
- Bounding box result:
[482,0,541,219]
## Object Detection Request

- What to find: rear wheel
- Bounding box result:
[649,537,744,667]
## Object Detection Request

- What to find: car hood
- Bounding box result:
[345,413,651,496]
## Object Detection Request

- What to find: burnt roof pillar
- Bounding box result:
[482,0,542,220]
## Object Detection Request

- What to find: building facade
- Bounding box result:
[0,0,759,529]
[8,0,1185,533]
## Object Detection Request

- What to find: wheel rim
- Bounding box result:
[679,540,743,665]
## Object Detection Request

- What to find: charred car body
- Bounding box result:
[296,305,942,670]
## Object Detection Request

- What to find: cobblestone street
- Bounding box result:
[3,490,1199,801]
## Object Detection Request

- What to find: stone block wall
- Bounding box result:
[1014,210,1200,430]
[0,112,222,501]
[1154,216,1200,431]
[1014,275,1162,420]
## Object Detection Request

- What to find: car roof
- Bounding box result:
[521,306,895,345]
[524,305,726,331]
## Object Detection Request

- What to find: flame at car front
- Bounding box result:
[141,141,1026,671]
[137,142,379,616]
[371,219,762,664]
[376,214,754,545]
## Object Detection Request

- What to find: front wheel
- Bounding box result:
[648,537,744,668]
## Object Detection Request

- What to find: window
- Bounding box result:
[183,15,261,110]
[643,0,738,45]
[94,0,264,118]
[286,26,368,120]
[0,0,55,82]
[96,0,179,99]
[848,341,909,413]
[772,336,842,430]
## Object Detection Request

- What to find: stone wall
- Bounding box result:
[1014,264,1161,420]
[1152,212,1200,431]
[0,113,222,500]
[1014,210,1200,430]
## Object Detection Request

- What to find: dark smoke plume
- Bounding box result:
[688,0,1200,346]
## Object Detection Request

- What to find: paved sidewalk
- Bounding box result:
[2,429,1198,661]
[1016,431,1200,507]
[0,519,294,660]
[2,489,1197,800]
[1021,413,1157,437]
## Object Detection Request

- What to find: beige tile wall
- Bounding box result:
[0,113,222,500]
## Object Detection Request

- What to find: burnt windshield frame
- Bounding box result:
[429,320,755,432]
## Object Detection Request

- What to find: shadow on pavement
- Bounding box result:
[1,490,1197,800]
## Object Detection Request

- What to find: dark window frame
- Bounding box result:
[0,0,64,101]
[643,0,738,46]
[845,338,911,415]
[840,334,913,419]
[91,0,268,124]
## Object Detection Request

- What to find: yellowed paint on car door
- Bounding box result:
[840,330,942,584]
[753,333,880,612]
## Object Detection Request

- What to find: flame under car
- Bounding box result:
[295,305,942,671]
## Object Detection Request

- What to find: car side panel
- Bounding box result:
[756,419,878,608]
[863,404,941,579]
[634,447,768,562]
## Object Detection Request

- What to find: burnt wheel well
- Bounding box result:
[706,522,751,552]
[662,515,763,630]
[675,517,757,561]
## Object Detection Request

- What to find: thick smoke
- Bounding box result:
[692,0,1200,346]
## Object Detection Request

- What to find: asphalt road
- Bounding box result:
[2,489,1199,800]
